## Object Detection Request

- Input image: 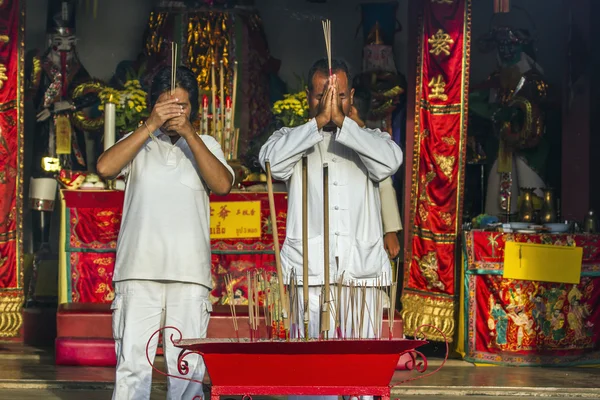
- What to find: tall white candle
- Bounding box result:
[103,102,116,151]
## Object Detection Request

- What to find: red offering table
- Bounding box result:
[58,189,287,305]
[458,229,600,366]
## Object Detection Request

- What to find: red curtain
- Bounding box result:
[401,0,472,342]
[0,0,24,339]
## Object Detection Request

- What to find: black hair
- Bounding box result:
[352,85,371,123]
[149,66,200,121]
[307,58,352,91]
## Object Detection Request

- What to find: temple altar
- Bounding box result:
[458,229,600,366]
[58,189,287,306]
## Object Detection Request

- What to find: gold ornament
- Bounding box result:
[71,80,106,131]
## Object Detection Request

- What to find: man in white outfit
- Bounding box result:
[349,84,402,260]
[97,66,234,400]
[259,58,403,400]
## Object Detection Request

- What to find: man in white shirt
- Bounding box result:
[97,66,234,400]
[259,58,402,338]
[349,84,402,260]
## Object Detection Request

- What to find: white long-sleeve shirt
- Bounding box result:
[259,117,403,286]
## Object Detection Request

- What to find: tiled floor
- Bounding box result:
[1,343,600,398]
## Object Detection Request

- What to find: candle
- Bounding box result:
[232,60,238,133]
[219,60,225,148]
[201,95,209,136]
[103,101,116,152]
[211,61,217,137]
[224,96,232,159]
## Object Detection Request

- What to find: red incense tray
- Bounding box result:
[148,327,444,400]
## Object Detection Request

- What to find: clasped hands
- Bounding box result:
[145,97,196,139]
[315,74,346,130]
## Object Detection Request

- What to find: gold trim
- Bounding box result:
[0,295,24,338]
[420,99,461,114]
[401,291,455,342]
[412,226,457,243]
[405,7,426,281]
[18,0,25,293]
[0,99,17,111]
[0,0,27,339]
[455,0,472,234]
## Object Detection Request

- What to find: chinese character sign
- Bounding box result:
[210,201,262,239]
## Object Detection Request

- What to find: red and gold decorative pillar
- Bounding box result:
[0,0,25,338]
[401,0,472,342]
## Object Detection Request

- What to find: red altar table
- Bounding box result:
[458,229,600,366]
[57,189,287,305]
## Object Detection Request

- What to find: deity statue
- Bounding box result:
[469,25,550,218]
[25,0,99,252]
[353,2,405,135]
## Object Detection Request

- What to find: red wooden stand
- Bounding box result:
[148,327,442,400]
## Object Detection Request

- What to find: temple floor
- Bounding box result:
[1,343,600,399]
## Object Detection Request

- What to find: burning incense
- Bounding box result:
[211,61,217,137]
[265,161,290,335]
[321,19,332,76]
[321,163,331,337]
[302,155,309,340]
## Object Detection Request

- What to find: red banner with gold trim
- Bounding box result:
[0,0,24,338]
[401,0,471,342]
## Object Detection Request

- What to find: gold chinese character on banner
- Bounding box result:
[0,35,9,44]
[431,0,454,4]
[0,64,7,90]
[428,29,454,56]
[428,75,448,101]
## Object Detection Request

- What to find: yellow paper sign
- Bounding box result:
[55,114,72,154]
[503,242,583,284]
[210,201,261,239]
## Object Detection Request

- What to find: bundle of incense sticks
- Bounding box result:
[224,274,239,340]
[200,56,239,160]
[321,19,332,76]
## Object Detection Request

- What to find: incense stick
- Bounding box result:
[211,60,217,137]
[301,155,309,340]
[321,19,332,76]
[389,257,399,339]
[171,42,178,95]
[265,161,290,335]
[231,60,239,154]
[321,163,330,337]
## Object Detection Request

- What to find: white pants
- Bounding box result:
[111,280,212,400]
[289,286,384,400]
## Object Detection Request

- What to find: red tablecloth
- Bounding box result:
[61,190,287,305]
[461,230,600,366]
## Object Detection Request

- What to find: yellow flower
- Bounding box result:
[127,100,134,109]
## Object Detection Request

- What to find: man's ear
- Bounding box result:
[350,88,355,104]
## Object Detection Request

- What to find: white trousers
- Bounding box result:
[289,286,384,400]
[111,280,212,400]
